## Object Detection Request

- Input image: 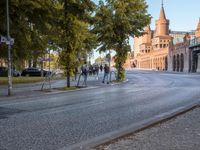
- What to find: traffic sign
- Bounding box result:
[0,36,7,43]
[10,38,14,45]
[0,36,14,45]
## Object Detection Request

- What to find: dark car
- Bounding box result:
[0,67,21,77]
[21,67,51,77]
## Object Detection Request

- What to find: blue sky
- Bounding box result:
[146,0,199,31]
[92,0,200,60]
[93,0,199,31]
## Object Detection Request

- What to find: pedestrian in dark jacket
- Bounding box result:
[81,64,88,86]
[102,64,110,84]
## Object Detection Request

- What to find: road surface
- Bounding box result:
[0,70,200,150]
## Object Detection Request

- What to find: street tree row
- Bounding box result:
[0,0,151,87]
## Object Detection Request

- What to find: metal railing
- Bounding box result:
[190,37,200,47]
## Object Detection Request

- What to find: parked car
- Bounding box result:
[0,67,21,77]
[21,67,51,77]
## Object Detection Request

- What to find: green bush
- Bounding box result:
[0,77,45,85]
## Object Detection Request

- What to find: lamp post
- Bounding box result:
[6,0,12,96]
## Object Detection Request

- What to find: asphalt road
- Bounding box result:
[0,70,200,150]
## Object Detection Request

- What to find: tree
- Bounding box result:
[0,0,55,69]
[94,0,151,80]
[58,0,96,87]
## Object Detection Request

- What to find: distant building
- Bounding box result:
[170,31,195,44]
[168,19,200,73]
[195,18,200,37]
[123,52,134,69]
[134,3,171,70]
[168,34,191,72]
[132,2,199,73]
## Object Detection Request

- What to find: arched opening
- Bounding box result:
[163,57,165,70]
[177,54,180,72]
[180,53,184,72]
[165,56,168,71]
[173,55,176,71]
[156,58,158,70]
[160,57,162,70]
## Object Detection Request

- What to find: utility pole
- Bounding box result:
[6,0,12,96]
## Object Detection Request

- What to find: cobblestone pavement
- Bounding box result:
[91,107,200,150]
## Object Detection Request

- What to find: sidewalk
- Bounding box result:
[91,106,200,150]
[0,72,115,99]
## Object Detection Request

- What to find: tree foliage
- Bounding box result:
[0,0,151,85]
[58,0,97,87]
[0,0,55,69]
[0,0,97,87]
[94,0,151,80]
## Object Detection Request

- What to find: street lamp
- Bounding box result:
[6,0,12,96]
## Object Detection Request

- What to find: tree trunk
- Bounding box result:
[33,58,37,68]
[117,62,121,81]
[116,45,123,81]
[28,59,32,68]
[41,62,44,77]
[66,69,70,87]
[116,44,127,81]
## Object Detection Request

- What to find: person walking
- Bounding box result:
[100,64,103,72]
[95,64,100,80]
[81,63,88,86]
[102,64,110,84]
[77,63,88,87]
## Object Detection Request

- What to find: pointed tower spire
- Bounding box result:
[155,0,169,36]
[195,18,200,37]
[197,18,200,29]
[159,0,166,20]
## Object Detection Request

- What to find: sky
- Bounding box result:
[146,0,199,31]
[92,0,200,61]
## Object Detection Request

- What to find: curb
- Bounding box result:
[0,79,130,105]
[109,79,129,86]
[39,79,129,96]
[0,86,99,101]
[0,78,129,101]
[62,100,200,150]
[45,86,100,95]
